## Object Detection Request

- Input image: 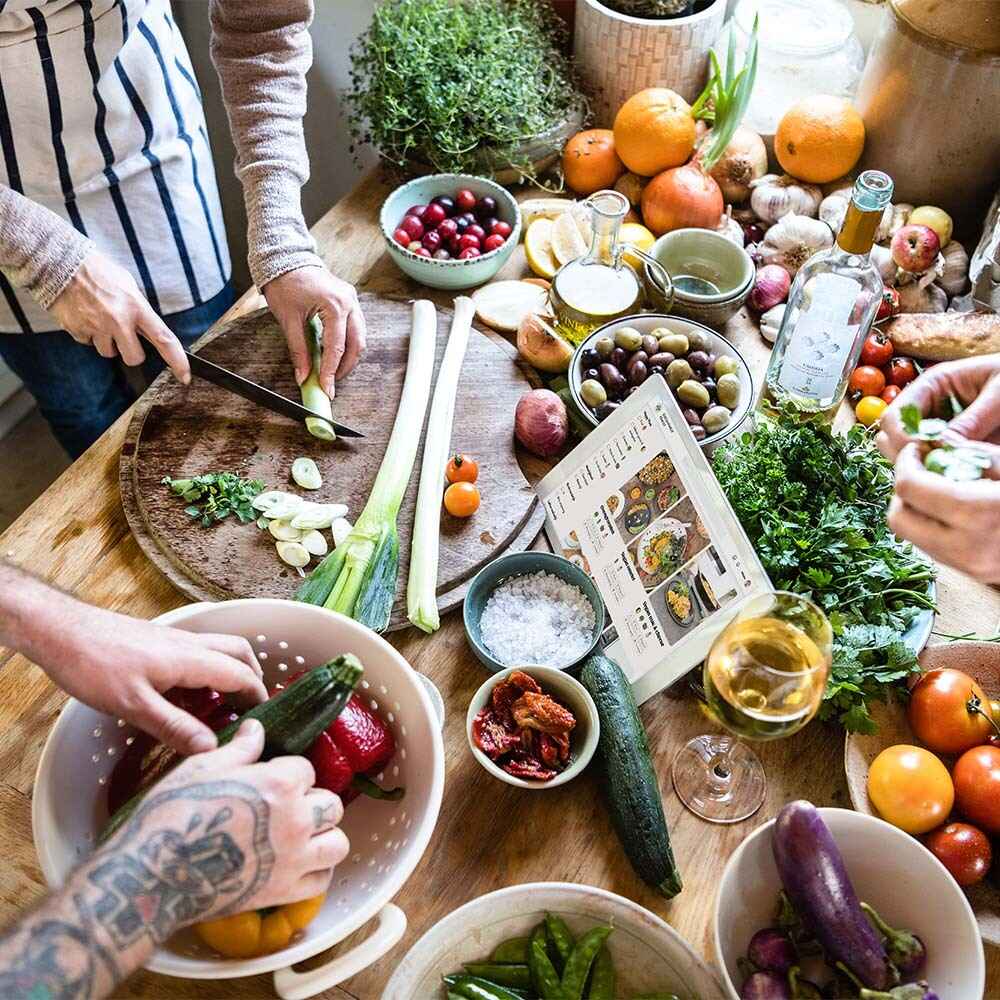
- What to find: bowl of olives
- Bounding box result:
[569,314,754,449]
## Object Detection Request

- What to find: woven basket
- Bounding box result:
[574,0,727,126]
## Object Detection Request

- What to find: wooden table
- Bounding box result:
[2,171,999,999]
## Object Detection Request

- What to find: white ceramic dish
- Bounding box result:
[714,807,985,1000]
[382,881,724,1000]
[32,599,446,1000]
[466,665,599,790]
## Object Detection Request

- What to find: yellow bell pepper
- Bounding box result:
[194,894,326,960]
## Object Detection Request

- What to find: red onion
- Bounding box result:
[515,389,568,458]
[750,264,791,313]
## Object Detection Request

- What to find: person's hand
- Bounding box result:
[888,441,1000,582]
[877,355,1000,461]
[263,265,366,396]
[48,250,190,383]
[42,602,268,755]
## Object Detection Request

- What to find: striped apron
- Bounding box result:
[0,0,230,333]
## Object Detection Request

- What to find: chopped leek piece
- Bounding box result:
[301,529,328,556]
[407,296,474,633]
[276,540,310,567]
[252,491,304,519]
[302,315,336,441]
[268,518,303,541]
[290,503,348,530]
[296,300,438,630]
[291,457,323,490]
[331,518,352,548]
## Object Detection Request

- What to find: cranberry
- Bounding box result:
[466,223,486,241]
[437,218,458,240]
[414,247,432,257]
[458,247,481,259]
[456,188,477,212]
[475,195,497,220]
[491,220,512,238]
[454,216,470,236]
[431,194,456,216]
[458,233,481,251]
[405,204,427,219]
[447,236,463,255]
[392,227,411,247]
[433,248,451,260]
[483,234,505,252]
[400,215,424,240]
[422,203,447,227]
[422,229,442,252]
[459,211,477,226]
[480,216,498,235]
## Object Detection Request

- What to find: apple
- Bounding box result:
[908,205,953,248]
[891,223,940,273]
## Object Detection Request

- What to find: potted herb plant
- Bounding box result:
[574,0,727,125]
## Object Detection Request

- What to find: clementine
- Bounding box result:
[613,88,696,178]
[775,96,866,184]
[562,129,625,196]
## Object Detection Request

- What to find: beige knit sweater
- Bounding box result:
[0,0,322,314]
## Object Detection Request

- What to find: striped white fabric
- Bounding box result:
[0,0,230,332]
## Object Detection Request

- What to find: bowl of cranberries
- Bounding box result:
[380,173,521,290]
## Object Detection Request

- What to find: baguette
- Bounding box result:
[882,311,1000,361]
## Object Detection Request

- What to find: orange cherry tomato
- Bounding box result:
[443,481,480,517]
[445,454,479,484]
[849,365,887,398]
[908,668,996,755]
[867,744,954,834]
[855,395,888,427]
[953,745,1000,834]
[924,822,992,887]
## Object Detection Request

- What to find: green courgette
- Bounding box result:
[100,654,363,842]
[580,653,682,899]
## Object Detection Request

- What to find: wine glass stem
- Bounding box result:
[709,735,736,793]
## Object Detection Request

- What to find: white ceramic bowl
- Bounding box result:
[382,881,724,999]
[466,665,599,789]
[32,599,446,1000]
[714,807,985,1000]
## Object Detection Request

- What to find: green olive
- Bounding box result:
[614,326,643,352]
[703,405,732,435]
[677,379,711,408]
[716,372,741,409]
[580,378,607,407]
[686,328,709,352]
[714,355,739,378]
[657,332,689,356]
[666,358,694,388]
[595,336,615,359]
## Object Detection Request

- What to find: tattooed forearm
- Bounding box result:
[0,780,273,999]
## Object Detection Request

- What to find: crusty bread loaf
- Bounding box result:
[882,311,1000,361]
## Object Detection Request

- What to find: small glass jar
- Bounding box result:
[719,0,865,136]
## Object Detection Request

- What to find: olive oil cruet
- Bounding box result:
[551,189,673,345]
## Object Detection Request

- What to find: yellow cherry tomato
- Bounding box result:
[855,395,888,427]
[194,894,326,959]
[445,453,479,484]
[867,745,953,834]
[444,481,480,517]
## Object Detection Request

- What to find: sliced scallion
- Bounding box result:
[301,315,337,442]
[291,457,323,490]
[276,540,311,567]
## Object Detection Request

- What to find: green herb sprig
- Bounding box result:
[900,403,992,481]
[162,473,265,528]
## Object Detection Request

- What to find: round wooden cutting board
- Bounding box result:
[120,294,546,629]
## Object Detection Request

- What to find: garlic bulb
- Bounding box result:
[716,207,745,247]
[759,303,786,344]
[819,187,893,241]
[749,174,823,224]
[938,240,970,296]
[897,281,948,314]
[885,203,914,244]
[758,215,834,277]
[870,244,896,284]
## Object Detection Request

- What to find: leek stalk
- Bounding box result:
[296,300,438,630]
[406,296,474,632]
[302,315,336,441]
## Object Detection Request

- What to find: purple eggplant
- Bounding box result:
[859,984,938,1000]
[748,928,796,974]
[741,970,791,1000]
[772,801,894,990]
[860,903,926,978]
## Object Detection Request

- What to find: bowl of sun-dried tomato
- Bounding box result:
[466,665,599,788]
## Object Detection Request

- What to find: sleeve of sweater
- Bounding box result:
[0,186,94,310]
[209,0,325,290]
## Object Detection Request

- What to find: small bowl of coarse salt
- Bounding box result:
[463,552,605,675]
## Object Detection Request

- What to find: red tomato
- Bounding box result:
[874,287,900,325]
[888,356,918,387]
[860,330,894,366]
[924,822,993,886]
[848,365,887,398]
[908,668,996,755]
[881,384,902,404]
[953,745,1000,834]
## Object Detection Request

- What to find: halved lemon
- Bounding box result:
[551,207,592,266]
[618,222,656,270]
[524,218,559,279]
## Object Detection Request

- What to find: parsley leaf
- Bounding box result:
[163,473,265,528]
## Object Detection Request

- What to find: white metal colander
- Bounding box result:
[32,599,445,1000]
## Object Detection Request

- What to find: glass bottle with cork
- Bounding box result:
[761,170,894,421]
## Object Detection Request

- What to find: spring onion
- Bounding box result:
[291,457,323,490]
[301,316,337,441]
[407,296,474,633]
[296,300,438,630]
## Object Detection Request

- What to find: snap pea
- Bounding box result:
[491,937,531,964]
[445,975,526,1000]
[463,964,532,990]
[544,913,574,973]
[529,923,563,1000]
[585,946,615,999]
[560,926,612,1000]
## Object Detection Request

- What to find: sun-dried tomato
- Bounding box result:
[502,751,557,782]
[472,707,521,760]
[512,690,577,736]
[537,733,560,768]
[490,670,541,729]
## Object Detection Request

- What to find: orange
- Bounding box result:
[775,96,866,184]
[613,88,696,178]
[562,129,625,196]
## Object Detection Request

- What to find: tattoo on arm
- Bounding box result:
[312,801,340,832]
[0,780,273,999]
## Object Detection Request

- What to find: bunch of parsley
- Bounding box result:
[712,417,936,733]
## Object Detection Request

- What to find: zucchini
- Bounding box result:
[101,654,363,842]
[580,653,682,899]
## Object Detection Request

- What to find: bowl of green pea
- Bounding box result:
[381,881,724,999]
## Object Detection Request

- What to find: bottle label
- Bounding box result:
[778,273,860,400]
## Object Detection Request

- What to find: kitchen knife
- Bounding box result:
[184,350,364,438]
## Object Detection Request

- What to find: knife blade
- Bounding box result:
[184,351,364,438]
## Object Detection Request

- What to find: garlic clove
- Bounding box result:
[759,303,787,344]
[938,240,970,296]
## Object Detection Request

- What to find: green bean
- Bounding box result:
[544,913,574,973]
[462,963,533,990]
[529,923,563,1000]
[445,975,526,1000]
[491,937,531,964]
[585,946,615,999]
[560,926,612,1000]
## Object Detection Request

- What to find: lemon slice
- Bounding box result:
[524,218,559,278]
[551,207,591,266]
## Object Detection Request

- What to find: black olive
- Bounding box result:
[641,334,659,355]
[599,363,627,398]
[691,425,707,441]
[688,350,710,373]
[702,377,718,398]
[683,408,702,426]
[631,350,649,366]
[583,367,601,382]
[627,359,648,386]
[581,348,601,369]
[648,352,675,369]
[609,347,628,370]
[595,401,620,421]
[648,365,665,379]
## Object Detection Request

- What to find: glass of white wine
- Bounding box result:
[671,591,832,824]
